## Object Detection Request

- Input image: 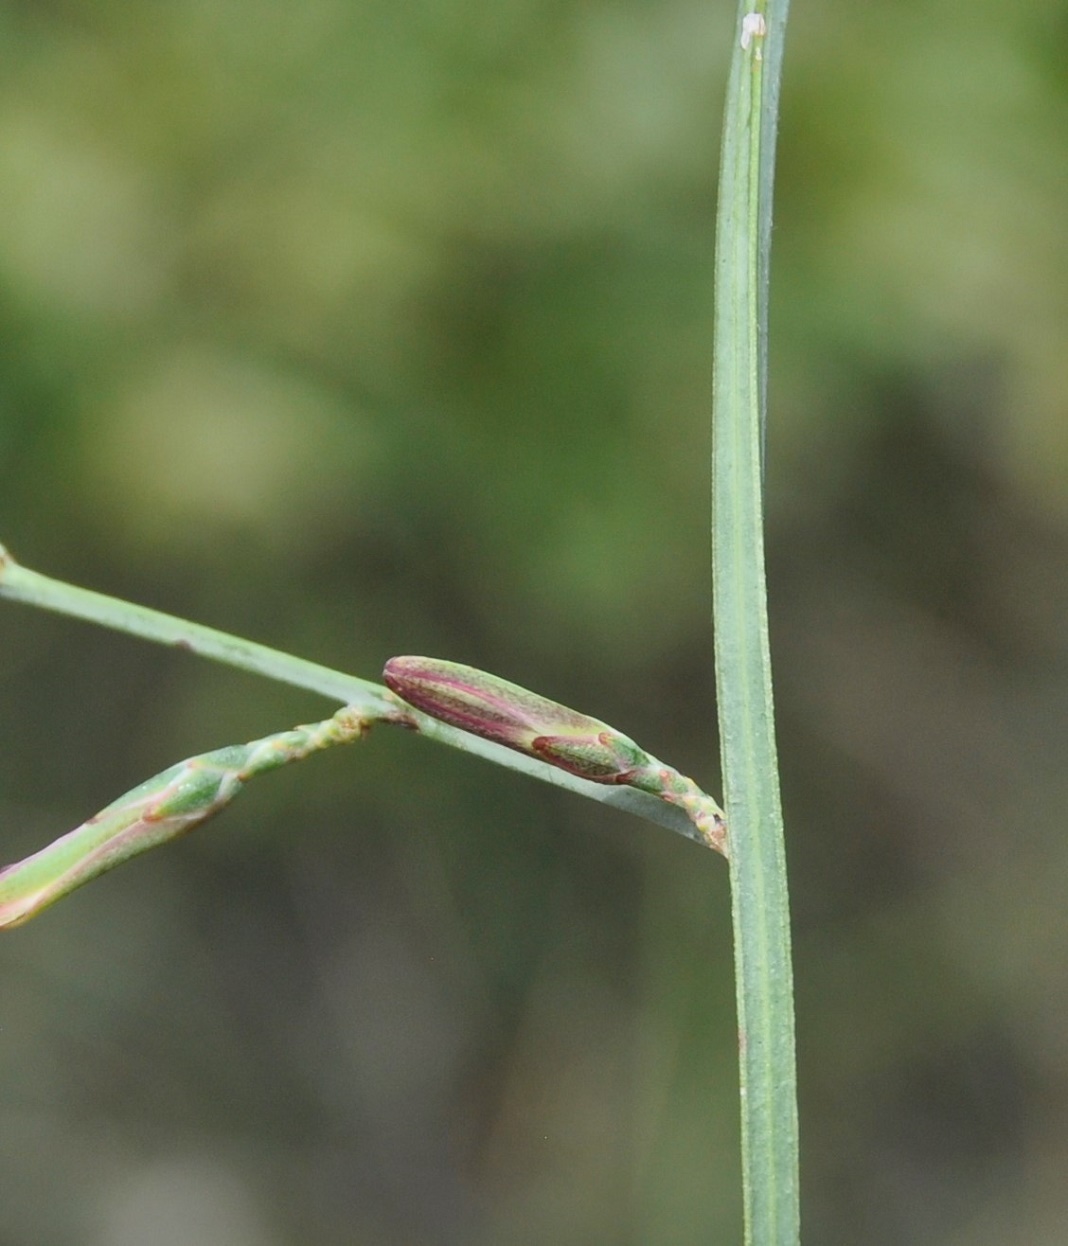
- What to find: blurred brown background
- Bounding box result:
[1,1,1067,1242]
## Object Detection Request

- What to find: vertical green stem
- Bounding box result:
[712,4,798,1245]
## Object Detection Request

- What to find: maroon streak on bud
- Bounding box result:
[383,656,648,784]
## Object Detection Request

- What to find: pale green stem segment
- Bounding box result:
[713,4,798,1245]
[0,543,388,712]
[0,543,711,846]
[384,657,726,853]
[0,706,370,929]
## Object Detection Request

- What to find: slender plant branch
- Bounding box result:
[712,4,798,1246]
[0,704,372,928]
[0,543,721,894]
[0,545,389,710]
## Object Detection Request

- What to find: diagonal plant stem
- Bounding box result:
[0,544,722,884]
[712,4,798,1246]
[0,705,372,928]
[0,543,389,711]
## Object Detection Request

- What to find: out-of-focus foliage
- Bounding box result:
[1,0,1066,1242]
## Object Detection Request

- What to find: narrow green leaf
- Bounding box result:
[712,3,799,1244]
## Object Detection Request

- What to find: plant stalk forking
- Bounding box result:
[1,548,727,928]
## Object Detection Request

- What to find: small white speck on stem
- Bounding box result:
[740,12,767,56]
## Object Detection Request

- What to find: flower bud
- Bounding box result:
[383,656,650,784]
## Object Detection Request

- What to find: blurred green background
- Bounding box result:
[2,0,1067,1242]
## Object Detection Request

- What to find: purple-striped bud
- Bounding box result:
[383,656,650,784]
